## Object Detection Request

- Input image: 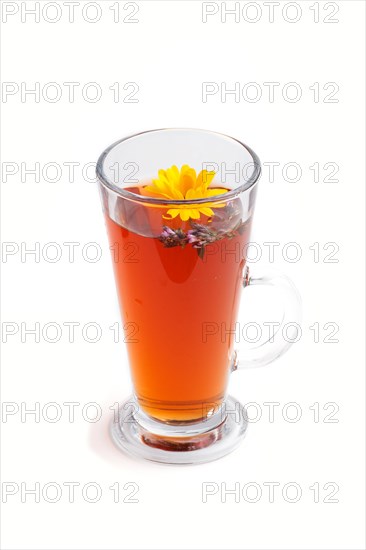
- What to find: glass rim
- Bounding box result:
[96,128,261,205]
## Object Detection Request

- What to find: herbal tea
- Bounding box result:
[105,182,251,422]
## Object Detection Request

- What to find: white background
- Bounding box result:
[1,1,365,549]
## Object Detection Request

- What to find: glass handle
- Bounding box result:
[233,267,302,369]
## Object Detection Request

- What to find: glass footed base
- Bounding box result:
[110,395,248,465]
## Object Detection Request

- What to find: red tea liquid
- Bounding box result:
[105,187,251,422]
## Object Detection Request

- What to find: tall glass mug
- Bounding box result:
[96,129,301,464]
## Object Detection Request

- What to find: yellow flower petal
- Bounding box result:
[157,169,168,182]
[189,209,201,219]
[163,209,181,219]
[143,188,172,199]
[142,164,226,221]
[199,207,214,217]
[180,174,195,196]
[185,187,198,200]
[180,209,191,221]
[196,170,215,189]
[205,188,228,197]
[150,177,171,195]
[166,165,180,185]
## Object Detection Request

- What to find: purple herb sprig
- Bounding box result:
[158,226,189,248]
[158,219,247,259]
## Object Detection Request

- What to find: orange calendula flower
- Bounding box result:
[142,165,228,221]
